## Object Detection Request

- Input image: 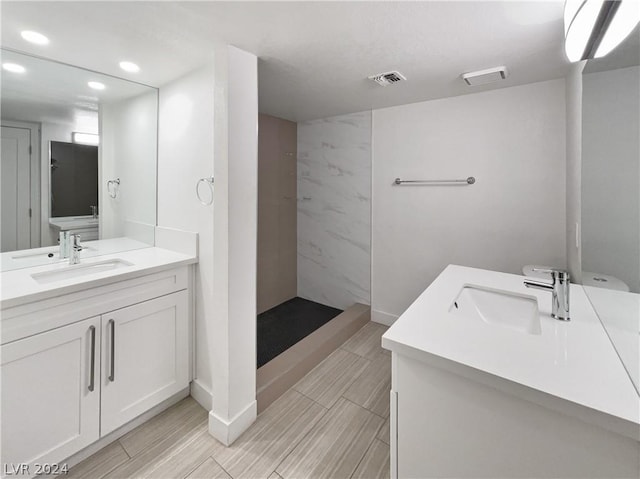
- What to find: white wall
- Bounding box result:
[297,111,371,309]
[157,44,258,447]
[100,90,158,244]
[210,45,258,445]
[582,66,640,293]
[157,64,215,401]
[371,79,567,323]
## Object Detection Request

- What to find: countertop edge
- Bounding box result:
[382,335,640,441]
[1,251,197,310]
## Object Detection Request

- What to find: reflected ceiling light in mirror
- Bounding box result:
[87,81,106,90]
[72,132,99,146]
[20,30,49,45]
[564,0,640,62]
[119,61,140,73]
[2,63,26,73]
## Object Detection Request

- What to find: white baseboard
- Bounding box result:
[208,400,257,446]
[371,309,398,326]
[190,379,213,411]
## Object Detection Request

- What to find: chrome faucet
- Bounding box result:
[524,268,570,321]
[70,234,82,265]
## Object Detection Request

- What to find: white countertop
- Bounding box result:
[1,237,151,272]
[382,265,640,430]
[1,246,197,309]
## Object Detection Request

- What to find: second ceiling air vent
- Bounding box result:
[368,71,406,87]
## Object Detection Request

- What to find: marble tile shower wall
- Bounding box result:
[297,111,372,310]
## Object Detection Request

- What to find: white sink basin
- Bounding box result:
[449,285,542,335]
[31,259,133,284]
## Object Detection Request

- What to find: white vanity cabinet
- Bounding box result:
[100,291,189,435]
[1,317,101,471]
[389,352,640,479]
[0,266,191,476]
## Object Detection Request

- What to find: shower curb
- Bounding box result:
[256,303,370,413]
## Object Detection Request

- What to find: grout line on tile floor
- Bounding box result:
[348,432,376,479]
[118,440,132,459]
[339,345,385,362]
[206,455,235,479]
[290,388,330,411]
[276,395,382,479]
[220,461,234,479]
[339,395,379,415]
[334,349,373,392]
[338,345,368,360]
[182,456,210,479]
[269,404,331,479]
[340,392,389,420]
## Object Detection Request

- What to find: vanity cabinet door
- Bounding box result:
[100,291,189,435]
[0,317,101,473]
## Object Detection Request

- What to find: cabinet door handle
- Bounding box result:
[88,325,96,392]
[108,319,115,382]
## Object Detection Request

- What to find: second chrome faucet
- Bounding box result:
[59,232,83,264]
[524,268,570,321]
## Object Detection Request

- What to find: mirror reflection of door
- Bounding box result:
[50,141,98,217]
[1,125,33,252]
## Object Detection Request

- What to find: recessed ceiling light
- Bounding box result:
[88,81,106,90]
[119,61,140,73]
[21,30,49,45]
[2,63,26,73]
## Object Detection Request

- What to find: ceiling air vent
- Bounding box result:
[368,71,406,87]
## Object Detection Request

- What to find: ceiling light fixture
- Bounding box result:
[119,61,140,73]
[87,81,106,90]
[564,0,640,62]
[20,30,49,45]
[2,63,26,73]
[461,66,509,86]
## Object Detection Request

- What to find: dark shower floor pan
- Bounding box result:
[257,297,342,368]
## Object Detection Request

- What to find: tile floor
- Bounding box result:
[69,322,391,479]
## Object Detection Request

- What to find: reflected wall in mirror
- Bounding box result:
[1,49,158,271]
[50,141,99,218]
[581,29,640,394]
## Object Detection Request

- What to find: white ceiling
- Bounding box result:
[1,1,572,122]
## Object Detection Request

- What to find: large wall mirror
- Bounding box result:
[581,31,639,394]
[1,49,158,271]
